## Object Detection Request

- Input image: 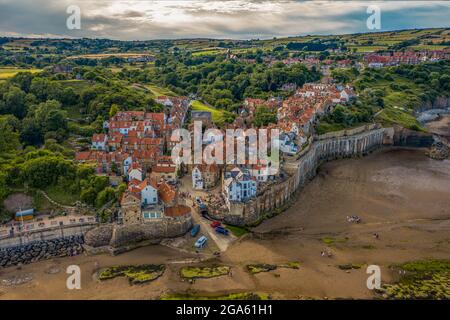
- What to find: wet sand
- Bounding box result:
[1,149,449,299]
[426,114,450,137]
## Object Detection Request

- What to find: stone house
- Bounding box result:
[192,164,220,190]
[151,165,177,182]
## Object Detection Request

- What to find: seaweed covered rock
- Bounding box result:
[98,264,165,285]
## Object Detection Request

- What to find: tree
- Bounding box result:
[21,155,76,188]
[95,187,116,208]
[80,187,97,205]
[2,86,27,118]
[109,104,119,118]
[11,72,33,92]
[21,117,44,146]
[0,116,20,154]
[254,105,277,127]
[34,100,68,132]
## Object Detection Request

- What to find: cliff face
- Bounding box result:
[415,96,450,112]
[393,125,434,148]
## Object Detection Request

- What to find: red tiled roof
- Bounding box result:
[75,151,92,161]
[92,133,106,142]
[158,182,176,204]
[152,165,176,173]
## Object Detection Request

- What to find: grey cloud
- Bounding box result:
[0,0,448,40]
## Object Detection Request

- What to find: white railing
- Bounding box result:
[0,216,97,240]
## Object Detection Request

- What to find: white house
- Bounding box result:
[339,87,356,102]
[192,166,203,190]
[155,96,173,107]
[128,178,158,207]
[128,163,143,182]
[138,179,158,206]
[123,156,133,175]
[92,134,108,151]
[279,133,299,155]
[250,163,272,182]
[223,167,257,204]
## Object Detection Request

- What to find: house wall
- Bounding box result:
[128,169,143,181]
[141,186,158,205]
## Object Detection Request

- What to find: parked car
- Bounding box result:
[191,224,200,237]
[195,197,203,206]
[215,226,229,236]
[210,220,221,228]
[194,236,207,248]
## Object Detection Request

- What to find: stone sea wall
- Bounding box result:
[221,125,389,226]
[393,125,434,148]
[84,215,193,250]
[0,235,84,268]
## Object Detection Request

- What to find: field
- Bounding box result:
[146,84,177,97]
[58,79,91,92]
[190,100,232,125]
[0,67,42,80]
[45,185,80,206]
[364,74,425,130]
[67,52,153,60]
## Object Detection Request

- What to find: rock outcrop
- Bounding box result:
[427,141,450,160]
[84,215,193,249]
[0,235,84,268]
[393,125,434,148]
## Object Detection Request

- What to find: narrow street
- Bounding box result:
[179,175,236,252]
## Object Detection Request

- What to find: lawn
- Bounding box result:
[58,79,91,92]
[348,45,387,53]
[67,52,153,60]
[190,100,233,126]
[368,75,426,130]
[146,84,177,97]
[45,185,80,206]
[192,48,227,56]
[225,224,249,237]
[0,67,42,80]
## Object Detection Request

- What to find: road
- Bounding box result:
[179,176,236,252]
[190,203,235,252]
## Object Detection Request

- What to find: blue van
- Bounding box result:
[215,226,229,236]
[191,224,200,237]
[194,236,207,248]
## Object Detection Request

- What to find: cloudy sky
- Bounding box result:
[0,0,449,40]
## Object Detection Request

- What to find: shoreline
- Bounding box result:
[1,147,449,299]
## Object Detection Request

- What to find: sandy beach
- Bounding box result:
[1,148,449,300]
